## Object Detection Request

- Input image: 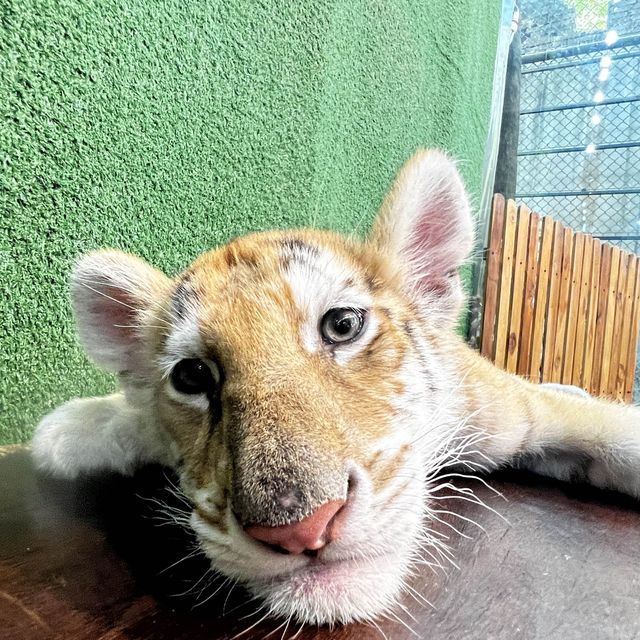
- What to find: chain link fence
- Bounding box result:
[517,0,640,253]
[515,0,640,398]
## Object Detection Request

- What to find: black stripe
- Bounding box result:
[173,277,197,320]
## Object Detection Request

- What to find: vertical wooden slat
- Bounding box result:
[551,228,575,383]
[559,231,581,384]
[624,261,640,402]
[607,252,629,396]
[517,209,540,377]
[480,198,640,401]
[494,200,518,369]
[614,255,636,400]
[582,240,603,391]
[599,247,621,397]
[481,194,506,360]
[529,216,555,383]
[541,222,566,382]
[570,235,593,387]
[590,244,612,395]
[505,206,531,373]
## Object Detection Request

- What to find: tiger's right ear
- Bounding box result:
[71,250,172,373]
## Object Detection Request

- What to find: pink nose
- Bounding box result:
[244,499,346,555]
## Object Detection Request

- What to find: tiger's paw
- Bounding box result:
[32,394,151,479]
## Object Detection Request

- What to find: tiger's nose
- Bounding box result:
[244,499,346,555]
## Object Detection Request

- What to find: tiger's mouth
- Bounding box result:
[288,549,395,581]
[269,544,391,575]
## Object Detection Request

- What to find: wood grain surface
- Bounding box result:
[483,198,640,400]
[1,446,639,640]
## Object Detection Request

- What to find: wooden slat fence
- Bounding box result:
[481,194,640,402]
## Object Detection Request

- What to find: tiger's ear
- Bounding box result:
[369,149,474,324]
[71,250,172,373]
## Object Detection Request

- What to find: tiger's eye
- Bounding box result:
[320,308,366,344]
[170,359,217,395]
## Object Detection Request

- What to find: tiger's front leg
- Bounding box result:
[32,393,175,478]
[459,346,640,500]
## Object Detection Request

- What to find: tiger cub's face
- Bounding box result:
[72,150,474,625]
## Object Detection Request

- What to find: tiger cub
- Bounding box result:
[32,150,640,626]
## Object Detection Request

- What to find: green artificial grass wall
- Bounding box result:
[0,0,500,444]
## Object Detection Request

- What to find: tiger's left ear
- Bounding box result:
[369,149,474,325]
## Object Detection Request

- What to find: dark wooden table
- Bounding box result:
[1,444,639,640]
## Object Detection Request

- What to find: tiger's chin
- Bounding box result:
[245,551,411,626]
